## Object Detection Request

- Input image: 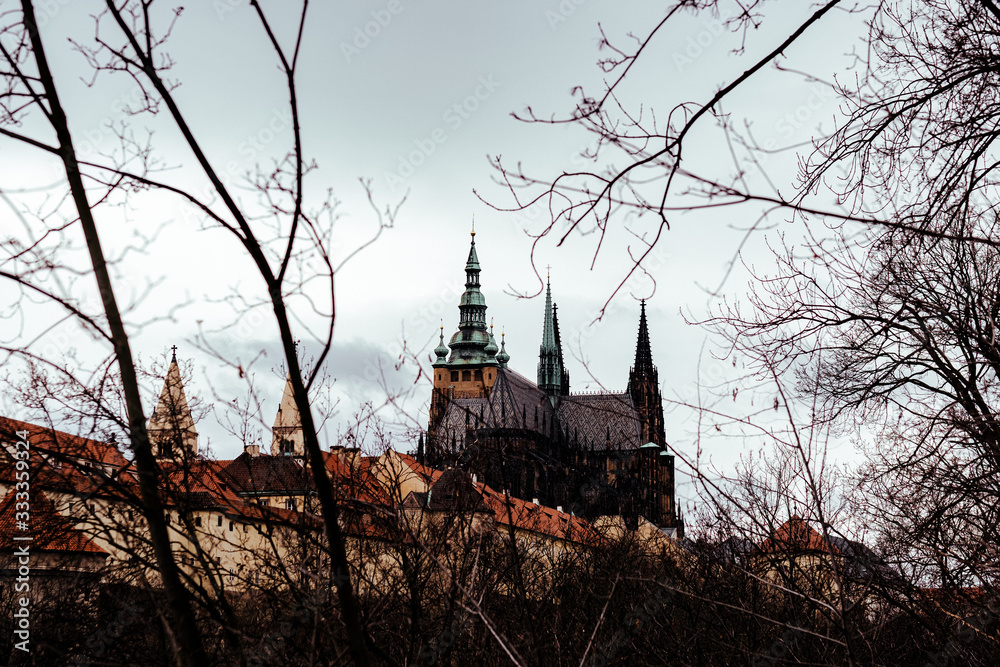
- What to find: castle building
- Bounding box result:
[425,231,683,535]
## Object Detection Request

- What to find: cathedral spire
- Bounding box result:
[628,300,666,445]
[538,274,563,397]
[633,299,655,379]
[148,350,198,459]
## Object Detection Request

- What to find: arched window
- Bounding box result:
[462,370,472,381]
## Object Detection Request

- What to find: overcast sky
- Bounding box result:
[1,1,866,505]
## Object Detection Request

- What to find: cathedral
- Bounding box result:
[424,230,683,535]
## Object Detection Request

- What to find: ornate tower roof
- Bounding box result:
[485,322,499,356]
[442,229,498,368]
[434,323,450,363]
[537,275,564,397]
[148,347,198,459]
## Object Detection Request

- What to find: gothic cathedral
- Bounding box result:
[425,230,683,535]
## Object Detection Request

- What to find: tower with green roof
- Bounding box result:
[430,228,501,426]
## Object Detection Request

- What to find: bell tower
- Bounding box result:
[148,347,199,460]
[430,226,500,427]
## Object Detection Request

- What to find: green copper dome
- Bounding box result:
[434,325,450,363]
[485,323,499,356]
[497,332,510,368]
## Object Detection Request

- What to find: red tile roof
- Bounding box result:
[402,461,599,545]
[0,486,107,555]
[0,417,129,468]
[759,516,836,554]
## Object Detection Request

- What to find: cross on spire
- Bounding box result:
[170,345,178,363]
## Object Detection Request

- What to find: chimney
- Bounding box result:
[532,498,539,506]
[556,505,563,513]
[245,443,260,457]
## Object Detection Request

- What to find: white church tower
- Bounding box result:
[148,347,199,459]
[271,374,305,456]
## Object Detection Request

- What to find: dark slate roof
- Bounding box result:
[555,392,642,451]
[434,367,643,452]
[434,368,556,451]
[220,452,315,495]
[488,368,556,430]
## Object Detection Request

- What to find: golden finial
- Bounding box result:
[471,216,476,238]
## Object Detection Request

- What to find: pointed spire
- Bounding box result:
[272,374,305,456]
[633,299,655,379]
[497,329,510,368]
[628,299,666,446]
[538,274,563,398]
[148,351,198,458]
[485,319,499,356]
[434,321,450,362]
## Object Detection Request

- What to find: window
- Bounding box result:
[474,369,483,381]
[217,515,223,527]
[450,371,459,382]
[195,516,202,527]
[462,370,472,381]
[228,521,234,532]
[165,513,171,524]
[285,499,297,512]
